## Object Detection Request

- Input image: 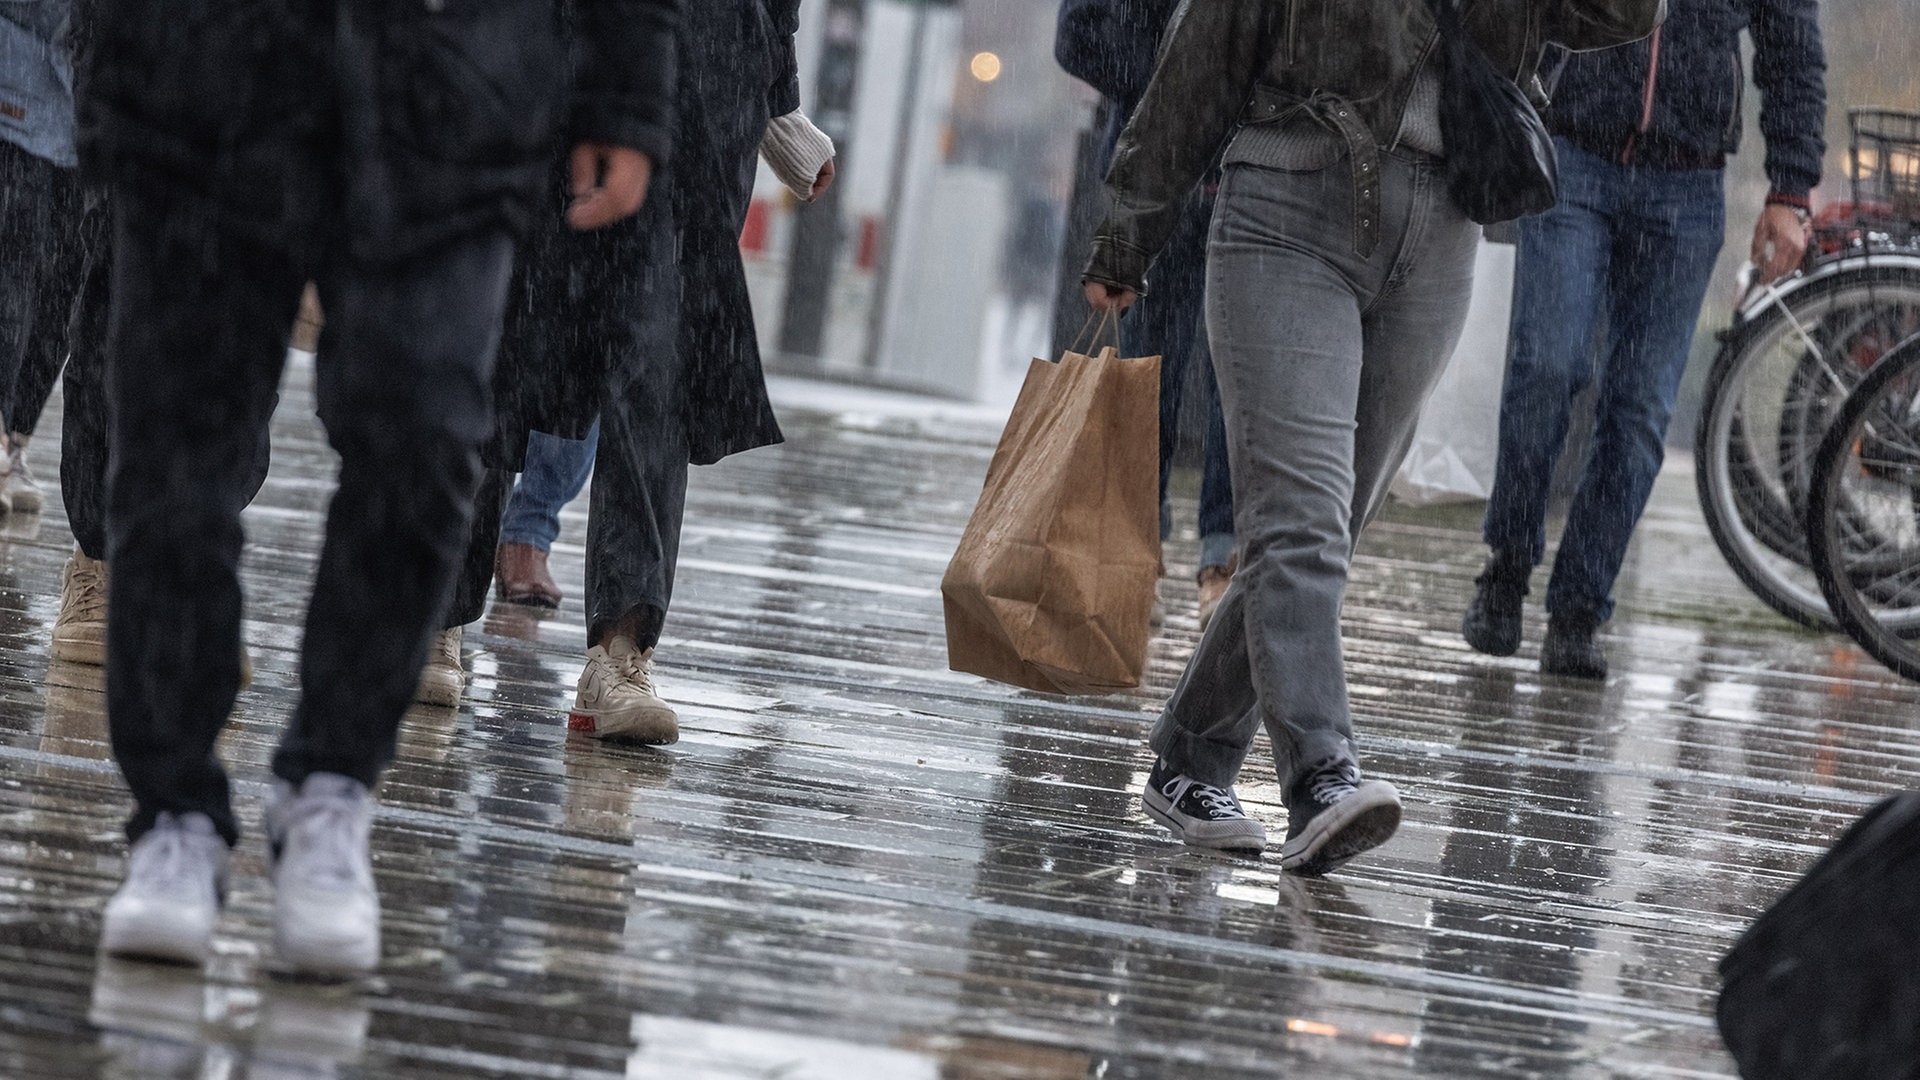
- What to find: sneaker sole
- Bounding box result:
[1280,781,1401,876]
[101,909,214,966]
[414,671,465,708]
[568,706,679,745]
[1141,788,1267,853]
[276,931,379,977]
[51,636,106,667]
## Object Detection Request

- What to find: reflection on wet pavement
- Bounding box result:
[2,364,1917,1077]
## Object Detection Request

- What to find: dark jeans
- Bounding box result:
[1122,186,1234,571]
[0,140,83,437]
[446,188,683,652]
[1481,138,1725,621]
[105,187,515,845]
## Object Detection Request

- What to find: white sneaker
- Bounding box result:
[53,549,109,666]
[267,773,380,976]
[567,636,679,743]
[414,626,465,707]
[100,812,229,965]
[6,434,42,514]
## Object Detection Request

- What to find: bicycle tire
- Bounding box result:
[1807,332,1920,683]
[1695,259,1920,628]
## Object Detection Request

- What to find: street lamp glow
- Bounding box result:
[970,51,1002,83]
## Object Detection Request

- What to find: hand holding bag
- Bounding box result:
[1426,0,1559,224]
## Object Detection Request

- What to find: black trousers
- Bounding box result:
[104,186,514,844]
[446,179,686,651]
[0,141,84,438]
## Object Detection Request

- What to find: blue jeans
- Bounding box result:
[1122,187,1235,573]
[499,422,598,551]
[1482,138,1724,622]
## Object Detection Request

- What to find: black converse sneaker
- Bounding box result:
[1279,762,1401,876]
[1141,759,1267,853]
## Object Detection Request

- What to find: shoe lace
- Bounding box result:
[612,647,658,696]
[129,816,208,896]
[1307,764,1361,807]
[1188,782,1243,819]
[67,561,109,622]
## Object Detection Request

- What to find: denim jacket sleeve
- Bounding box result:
[1083,0,1278,294]
[1544,0,1667,51]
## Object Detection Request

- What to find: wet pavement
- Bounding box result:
[2,360,1916,1078]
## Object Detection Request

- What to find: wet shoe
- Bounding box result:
[6,434,41,514]
[494,542,563,608]
[415,626,465,707]
[1197,558,1235,632]
[568,636,679,743]
[100,812,229,965]
[268,773,380,977]
[1461,550,1530,657]
[1280,762,1401,876]
[1140,758,1267,853]
[1541,612,1608,680]
[53,549,109,666]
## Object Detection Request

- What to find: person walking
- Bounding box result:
[1462,0,1825,679]
[0,0,80,515]
[87,0,678,975]
[1054,0,1237,627]
[422,0,832,736]
[1083,0,1663,872]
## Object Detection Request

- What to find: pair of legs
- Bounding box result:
[105,185,514,842]
[0,140,85,506]
[1145,149,1478,871]
[1479,139,1725,624]
[1121,186,1235,578]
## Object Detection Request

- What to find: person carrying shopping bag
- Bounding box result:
[1083,0,1664,872]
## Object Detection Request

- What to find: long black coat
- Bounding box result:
[491,0,800,468]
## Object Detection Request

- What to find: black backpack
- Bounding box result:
[1718,793,1920,1080]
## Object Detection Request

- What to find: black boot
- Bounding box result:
[1461,551,1530,657]
[1541,609,1608,680]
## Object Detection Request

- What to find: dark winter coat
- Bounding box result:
[1546,0,1824,200]
[491,0,799,468]
[75,0,680,262]
[1084,0,1667,294]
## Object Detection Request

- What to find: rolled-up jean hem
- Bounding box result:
[1200,532,1236,573]
[1150,713,1254,789]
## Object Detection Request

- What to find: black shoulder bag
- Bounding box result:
[1425,0,1559,224]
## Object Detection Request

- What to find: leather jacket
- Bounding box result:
[1085,0,1666,294]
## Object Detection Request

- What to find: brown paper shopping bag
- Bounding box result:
[942,344,1161,695]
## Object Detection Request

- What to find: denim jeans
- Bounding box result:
[1150,150,1479,793]
[499,423,598,551]
[1481,138,1725,622]
[1122,187,1235,572]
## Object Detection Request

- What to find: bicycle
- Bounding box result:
[1695,108,1920,629]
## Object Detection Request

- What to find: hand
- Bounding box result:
[1084,280,1137,313]
[1750,203,1810,284]
[808,159,836,201]
[567,143,654,231]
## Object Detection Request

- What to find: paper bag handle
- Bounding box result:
[1065,308,1122,357]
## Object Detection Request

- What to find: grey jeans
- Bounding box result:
[1150,149,1478,794]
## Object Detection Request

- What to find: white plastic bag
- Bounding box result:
[1391,238,1515,504]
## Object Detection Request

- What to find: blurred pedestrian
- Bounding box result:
[1084,0,1663,871]
[1463,0,1825,679]
[88,0,677,975]
[1055,0,1237,628]
[0,0,80,515]
[423,0,833,739]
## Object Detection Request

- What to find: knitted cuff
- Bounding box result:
[760,111,836,201]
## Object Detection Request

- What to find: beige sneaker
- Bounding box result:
[567,636,678,743]
[6,434,41,514]
[1197,557,1237,632]
[414,626,465,707]
[52,550,108,665]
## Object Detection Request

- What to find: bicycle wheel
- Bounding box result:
[1696,258,1920,627]
[1807,332,1920,682]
